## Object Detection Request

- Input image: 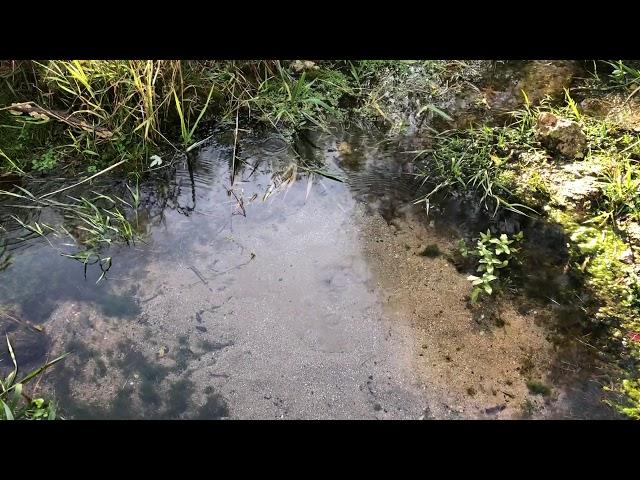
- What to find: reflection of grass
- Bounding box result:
[0,241,11,272]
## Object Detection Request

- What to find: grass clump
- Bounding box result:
[412,104,540,217]
[1,182,142,283]
[1,336,68,420]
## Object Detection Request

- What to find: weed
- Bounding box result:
[32,148,58,172]
[462,230,523,303]
[595,157,640,224]
[0,183,140,282]
[609,378,640,419]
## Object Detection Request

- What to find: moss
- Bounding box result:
[420,244,442,258]
[618,378,640,419]
[526,380,552,396]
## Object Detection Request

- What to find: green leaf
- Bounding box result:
[484,284,493,295]
[1,400,14,420]
[471,288,481,303]
[417,104,453,122]
[149,155,163,168]
[12,383,22,407]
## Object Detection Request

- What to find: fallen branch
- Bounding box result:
[3,101,114,139]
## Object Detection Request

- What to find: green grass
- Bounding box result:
[412,118,539,217]
[1,336,68,420]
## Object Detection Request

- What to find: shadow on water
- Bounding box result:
[302,127,620,418]
[49,337,230,419]
[0,125,620,418]
[416,191,620,418]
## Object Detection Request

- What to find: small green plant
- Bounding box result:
[607,60,640,87]
[461,230,523,303]
[32,149,58,172]
[1,336,68,420]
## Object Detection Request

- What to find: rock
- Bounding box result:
[516,61,580,105]
[484,404,507,415]
[624,222,640,249]
[580,98,612,119]
[619,249,635,264]
[291,60,319,73]
[581,94,640,132]
[536,112,588,159]
[554,177,600,207]
[337,142,353,155]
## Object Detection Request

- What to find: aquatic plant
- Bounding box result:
[0,183,141,282]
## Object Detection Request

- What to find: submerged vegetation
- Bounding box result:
[1,59,640,418]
